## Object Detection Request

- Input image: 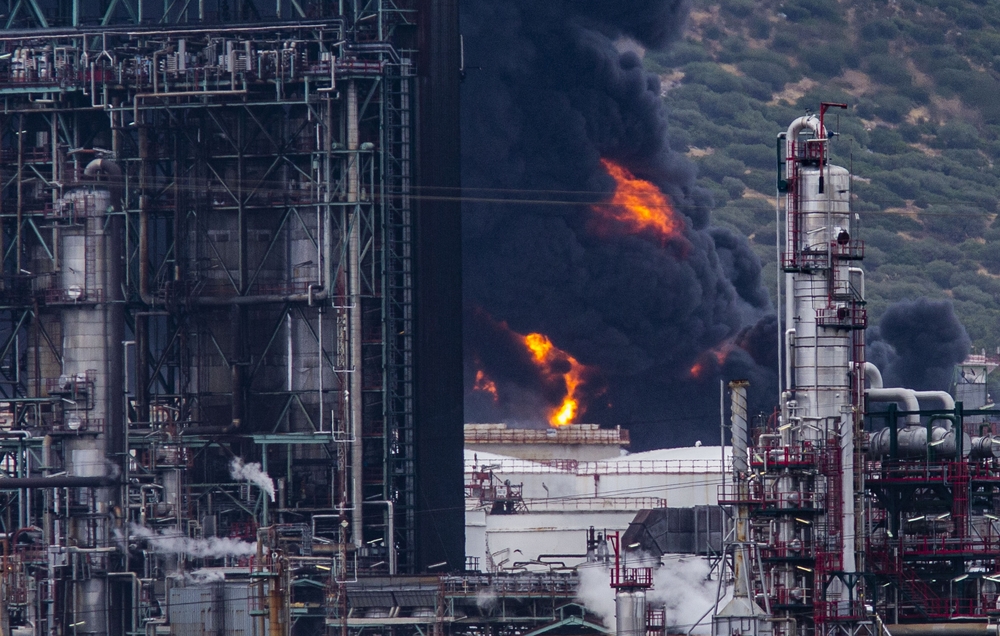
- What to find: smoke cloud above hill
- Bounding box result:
[868,298,970,392]
[461,0,779,447]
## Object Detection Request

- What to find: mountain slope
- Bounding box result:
[651,0,1000,360]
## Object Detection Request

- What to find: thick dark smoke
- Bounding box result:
[461,0,779,448]
[868,299,970,391]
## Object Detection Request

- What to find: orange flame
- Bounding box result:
[473,369,499,403]
[595,159,683,243]
[689,361,705,379]
[523,332,588,427]
[689,341,736,379]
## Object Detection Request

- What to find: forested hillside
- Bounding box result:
[650,0,1000,352]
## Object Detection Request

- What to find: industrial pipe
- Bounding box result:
[868,425,970,459]
[886,624,997,636]
[0,476,120,489]
[863,362,883,389]
[914,390,956,411]
[83,158,123,209]
[729,380,750,476]
[784,328,795,397]
[132,89,248,122]
[347,79,364,549]
[786,115,824,152]
[137,127,151,424]
[969,435,1000,459]
[867,388,920,425]
[362,500,396,575]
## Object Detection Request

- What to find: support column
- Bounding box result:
[347,80,364,549]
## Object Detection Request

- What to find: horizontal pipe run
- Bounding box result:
[0,20,344,41]
[0,476,120,489]
[914,390,956,411]
[886,624,996,636]
[135,89,247,100]
[189,290,327,306]
[867,388,920,425]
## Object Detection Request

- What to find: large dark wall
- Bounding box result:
[415,0,465,571]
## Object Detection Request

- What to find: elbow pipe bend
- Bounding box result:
[913,391,956,412]
[867,388,920,425]
[863,362,883,389]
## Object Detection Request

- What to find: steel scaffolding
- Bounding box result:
[0,0,441,632]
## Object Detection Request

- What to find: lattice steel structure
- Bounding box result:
[0,1,463,634]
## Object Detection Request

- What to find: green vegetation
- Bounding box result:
[649,0,1000,350]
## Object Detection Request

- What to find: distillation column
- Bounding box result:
[778,103,865,632]
[51,159,124,636]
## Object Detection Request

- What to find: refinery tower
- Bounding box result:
[0,0,464,634]
[713,106,1000,636]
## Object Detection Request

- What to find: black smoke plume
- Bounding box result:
[868,299,970,391]
[461,0,779,448]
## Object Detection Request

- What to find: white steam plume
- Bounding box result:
[575,563,615,624]
[648,556,724,634]
[130,524,257,558]
[168,568,228,585]
[229,457,276,502]
[575,556,725,635]
[476,587,498,611]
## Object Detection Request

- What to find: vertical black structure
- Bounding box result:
[0,0,467,630]
[414,0,465,570]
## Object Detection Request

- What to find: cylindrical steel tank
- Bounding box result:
[787,163,853,425]
[969,435,1000,459]
[868,426,971,458]
[615,590,647,636]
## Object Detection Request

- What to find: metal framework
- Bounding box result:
[865,404,1000,623]
[717,107,873,636]
[0,1,428,633]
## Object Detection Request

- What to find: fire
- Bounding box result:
[689,341,736,379]
[523,332,588,427]
[473,369,499,403]
[595,159,683,243]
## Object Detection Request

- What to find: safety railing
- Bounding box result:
[464,425,629,446]
[466,457,726,476]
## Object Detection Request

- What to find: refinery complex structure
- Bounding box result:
[711,106,1000,636]
[0,0,467,634]
[0,2,998,636]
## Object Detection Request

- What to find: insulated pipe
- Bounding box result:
[864,362,883,389]
[914,391,956,411]
[728,379,752,602]
[868,425,970,458]
[231,305,244,432]
[83,158,122,204]
[730,380,750,476]
[867,388,920,425]
[970,435,1000,459]
[137,127,151,425]
[363,500,396,575]
[188,292,326,306]
[886,624,997,636]
[42,435,51,540]
[785,115,824,197]
[786,115,824,153]
[841,413,856,574]
[849,266,865,298]
[784,328,795,397]
[0,476,119,489]
[347,79,364,549]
